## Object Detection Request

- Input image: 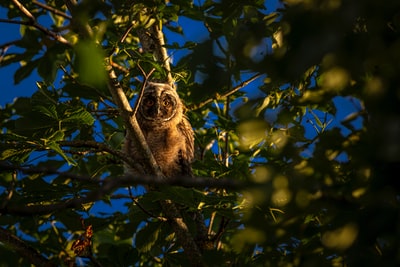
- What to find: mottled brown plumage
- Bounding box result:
[124,82,194,178]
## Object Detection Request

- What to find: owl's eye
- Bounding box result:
[162,99,170,107]
[144,99,154,107]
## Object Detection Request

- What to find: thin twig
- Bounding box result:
[108,22,136,57]
[204,22,228,58]
[110,61,129,74]
[119,23,135,44]
[11,0,35,20]
[0,18,31,25]
[189,73,263,110]
[106,22,136,75]
[32,0,72,20]
[213,216,230,243]
[0,39,18,63]
[0,39,19,49]
[132,65,155,117]
[223,95,230,167]
[128,187,168,221]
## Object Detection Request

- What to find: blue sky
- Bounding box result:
[0,7,39,106]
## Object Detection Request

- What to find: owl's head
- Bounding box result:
[138,82,183,125]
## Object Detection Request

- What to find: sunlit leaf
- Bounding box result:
[34,105,58,120]
[0,148,32,161]
[135,222,162,253]
[62,107,95,126]
[47,140,77,166]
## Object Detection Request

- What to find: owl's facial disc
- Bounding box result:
[140,91,178,122]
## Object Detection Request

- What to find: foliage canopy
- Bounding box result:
[1,0,400,266]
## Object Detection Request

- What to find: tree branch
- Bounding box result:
[0,18,31,25]
[136,22,173,84]
[0,172,245,216]
[58,140,143,173]
[0,228,56,267]
[105,62,162,175]
[11,0,35,20]
[0,39,19,50]
[161,199,204,266]
[0,162,246,191]
[32,0,72,20]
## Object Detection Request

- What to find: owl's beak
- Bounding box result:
[155,104,161,116]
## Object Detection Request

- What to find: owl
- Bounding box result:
[124,82,194,179]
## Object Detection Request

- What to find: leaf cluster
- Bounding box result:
[1,0,400,266]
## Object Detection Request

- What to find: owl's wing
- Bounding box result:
[178,116,195,163]
[176,116,194,177]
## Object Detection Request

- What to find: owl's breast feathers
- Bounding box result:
[143,118,194,177]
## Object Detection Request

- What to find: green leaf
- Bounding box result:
[0,53,28,67]
[37,55,58,83]
[14,59,40,84]
[0,148,32,162]
[46,138,77,166]
[13,115,57,135]
[47,130,65,142]
[309,109,323,128]
[10,97,33,114]
[165,24,183,35]
[159,187,204,209]
[96,243,138,266]
[62,107,95,126]
[74,41,107,87]
[17,27,42,49]
[263,12,279,25]
[135,222,162,253]
[63,83,101,99]
[37,43,68,83]
[34,105,58,120]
